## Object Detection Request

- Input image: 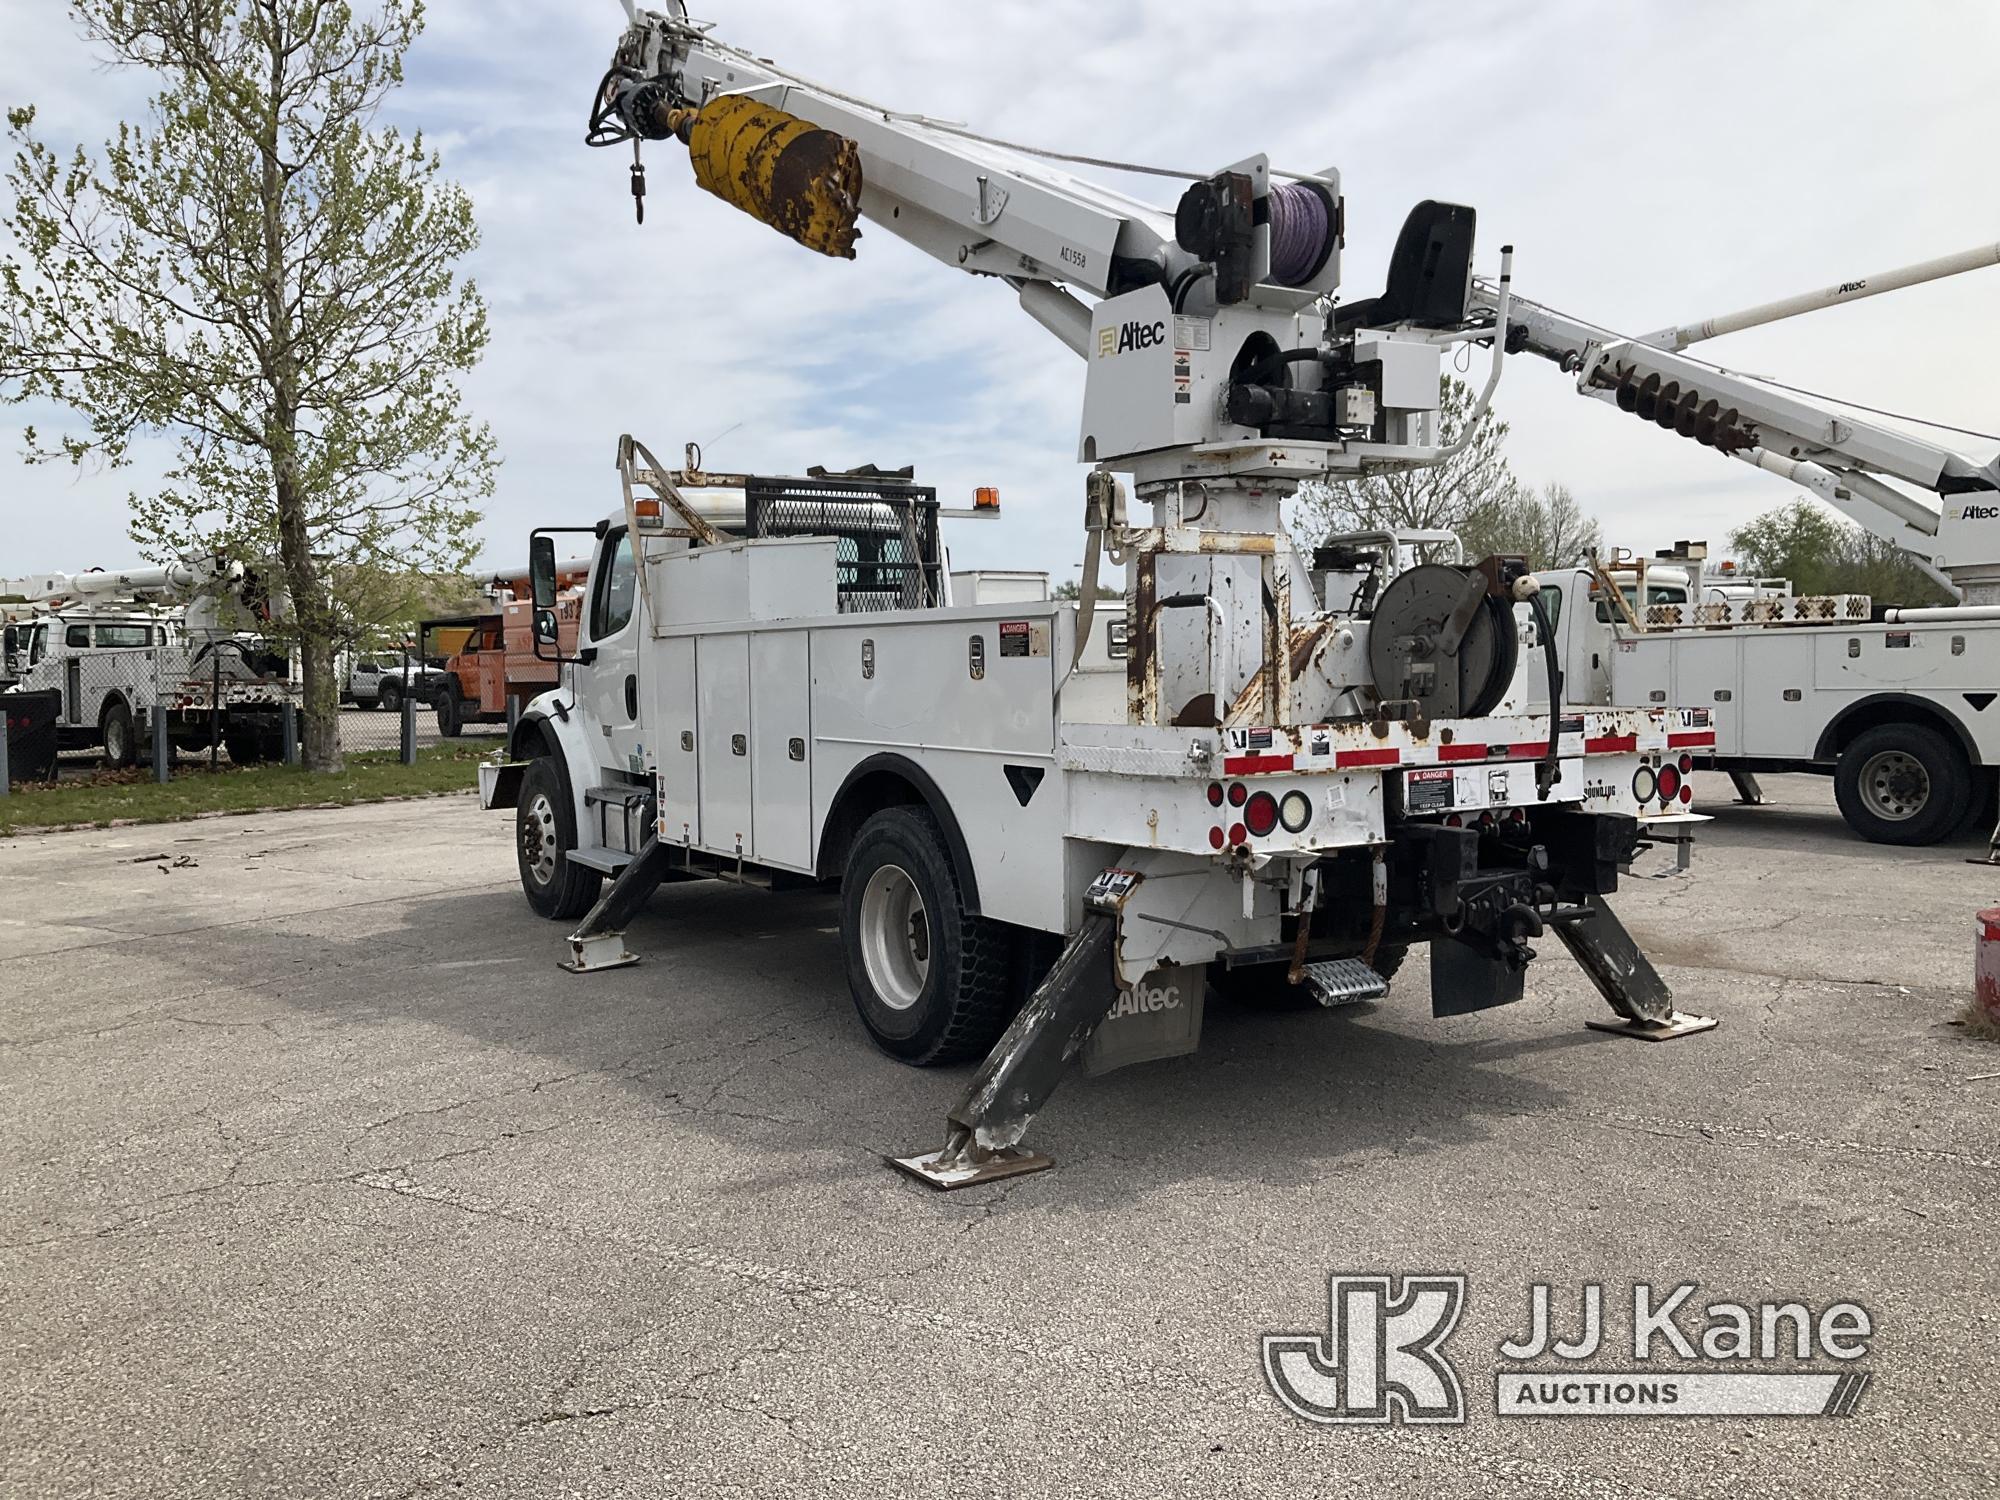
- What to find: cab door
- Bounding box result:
[580,527,649,776]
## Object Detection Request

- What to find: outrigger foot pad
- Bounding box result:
[1585,1011,1718,1041]
[559,931,640,973]
[887,1140,1054,1191]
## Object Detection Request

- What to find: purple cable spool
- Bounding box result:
[1267,181,1335,287]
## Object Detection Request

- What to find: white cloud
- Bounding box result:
[3,0,1998,583]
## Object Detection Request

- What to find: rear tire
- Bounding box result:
[840,805,1013,1065]
[517,756,601,920]
[99,700,136,770]
[1833,723,1969,846]
[223,723,269,766]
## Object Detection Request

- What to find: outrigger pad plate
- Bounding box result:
[1585,1011,1718,1042]
[886,1145,1054,1191]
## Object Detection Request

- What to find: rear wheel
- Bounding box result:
[223,722,271,766]
[1834,723,1969,846]
[99,700,136,770]
[840,806,1013,1065]
[516,756,601,920]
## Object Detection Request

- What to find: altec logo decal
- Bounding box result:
[1953,503,2000,521]
[1106,979,1181,1019]
[1098,318,1168,356]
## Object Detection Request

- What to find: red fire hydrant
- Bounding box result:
[1978,908,2000,1030]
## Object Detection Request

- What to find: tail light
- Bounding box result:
[1632,766,1657,802]
[1278,790,1312,833]
[1206,782,1224,806]
[1657,763,1681,802]
[1243,791,1279,837]
[1678,753,1693,775]
[1227,781,1247,807]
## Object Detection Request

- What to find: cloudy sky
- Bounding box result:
[4,0,1998,585]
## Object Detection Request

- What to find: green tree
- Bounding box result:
[1287,376,1520,549]
[1457,481,1603,571]
[1,0,494,771]
[1726,500,1850,595]
[1728,500,1952,606]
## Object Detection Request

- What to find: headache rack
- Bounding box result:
[744,474,943,613]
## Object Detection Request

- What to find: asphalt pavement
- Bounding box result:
[1,774,1995,1497]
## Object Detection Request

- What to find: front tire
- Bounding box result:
[1834,723,1970,846]
[378,681,403,716]
[100,700,136,770]
[840,806,1013,1065]
[516,757,602,920]
[436,684,464,738]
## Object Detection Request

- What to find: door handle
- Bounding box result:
[624,674,638,720]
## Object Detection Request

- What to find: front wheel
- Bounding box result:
[840,806,1014,1065]
[378,681,402,715]
[1833,723,1970,846]
[436,685,463,738]
[516,756,602,920]
[100,700,136,770]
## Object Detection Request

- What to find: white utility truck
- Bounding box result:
[1536,544,1997,845]
[1,560,298,766]
[480,5,1723,1189]
[1475,252,2000,846]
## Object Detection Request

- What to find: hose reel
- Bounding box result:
[1366,563,1520,721]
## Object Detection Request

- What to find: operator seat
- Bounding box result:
[1333,200,1477,333]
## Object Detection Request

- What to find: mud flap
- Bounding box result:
[1431,937,1526,1017]
[888,911,1119,1190]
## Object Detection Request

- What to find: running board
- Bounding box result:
[1297,958,1389,1007]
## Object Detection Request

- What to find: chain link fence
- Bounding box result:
[1,629,505,790]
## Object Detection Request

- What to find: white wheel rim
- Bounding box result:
[1859,749,1928,822]
[522,791,559,885]
[859,863,931,1012]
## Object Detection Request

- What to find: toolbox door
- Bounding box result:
[697,633,753,859]
[751,631,812,872]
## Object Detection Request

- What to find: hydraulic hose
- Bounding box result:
[1527,588,1564,800]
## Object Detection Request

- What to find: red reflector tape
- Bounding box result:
[1438,743,1488,761]
[1668,732,1716,749]
[1584,733,1637,754]
[1335,747,1402,769]
[1503,742,1549,759]
[1221,753,1294,775]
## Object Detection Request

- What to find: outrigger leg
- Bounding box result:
[1728,770,1766,805]
[1559,893,1717,1041]
[889,911,1119,1189]
[559,838,670,973]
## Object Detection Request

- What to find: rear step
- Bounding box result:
[1296,958,1389,1007]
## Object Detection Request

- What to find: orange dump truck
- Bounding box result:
[425,588,582,736]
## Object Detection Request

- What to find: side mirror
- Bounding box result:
[530,535,558,611]
[534,607,559,646]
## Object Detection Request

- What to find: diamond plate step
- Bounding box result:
[1299,958,1389,1007]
